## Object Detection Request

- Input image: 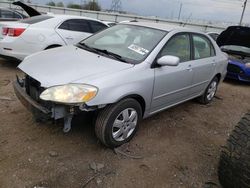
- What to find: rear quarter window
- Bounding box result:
[88,20,108,33]
[20,15,53,24]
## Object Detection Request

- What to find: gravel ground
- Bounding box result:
[0,58,249,188]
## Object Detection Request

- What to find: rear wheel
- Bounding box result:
[44,45,61,50]
[95,98,142,148]
[198,77,218,104]
[218,112,250,188]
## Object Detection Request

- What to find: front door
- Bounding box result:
[151,33,194,113]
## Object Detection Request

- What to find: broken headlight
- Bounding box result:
[40,84,98,104]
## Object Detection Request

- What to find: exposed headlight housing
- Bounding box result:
[40,84,98,104]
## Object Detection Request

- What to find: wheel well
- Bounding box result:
[44,44,62,50]
[121,95,146,116]
[215,73,221,82]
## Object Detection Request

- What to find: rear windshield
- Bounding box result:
[20,15,53,24]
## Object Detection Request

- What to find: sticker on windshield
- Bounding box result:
[128,44,149,56]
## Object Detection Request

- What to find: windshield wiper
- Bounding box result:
[76,43,102,54]
[77,43,128,63]
[92,48,128,63]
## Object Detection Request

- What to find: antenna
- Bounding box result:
[110,0,122,12]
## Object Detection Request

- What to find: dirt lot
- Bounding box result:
[0,58,249,188]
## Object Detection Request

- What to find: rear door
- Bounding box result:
[189,34,217,96]
[56,19,92,45]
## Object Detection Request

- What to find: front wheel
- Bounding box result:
[198,77,219,104]
[95,98,142,148]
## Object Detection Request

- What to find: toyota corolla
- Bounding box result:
[13,22,228,148]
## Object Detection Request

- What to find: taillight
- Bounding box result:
[8,28,25,37]
[2,27,8,35]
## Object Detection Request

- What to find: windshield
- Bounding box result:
[79,24,167,63]
[221,45,250,56]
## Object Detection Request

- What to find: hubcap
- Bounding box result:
[112,108,138,142]
[207,81,217,101]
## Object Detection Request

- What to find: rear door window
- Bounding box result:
[59,19,92,33]
[192,35,216,59]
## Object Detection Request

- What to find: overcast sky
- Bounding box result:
[31,0,250,24]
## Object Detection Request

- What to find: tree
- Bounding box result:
[83,1,101,11]
[46,1,56,6]
[67,3,82,9]
[56,2,64,7]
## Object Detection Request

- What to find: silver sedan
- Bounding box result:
[14,22,228,148]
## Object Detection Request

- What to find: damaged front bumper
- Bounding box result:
[13,80,96,132]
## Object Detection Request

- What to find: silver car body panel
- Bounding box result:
[18,22,228,119]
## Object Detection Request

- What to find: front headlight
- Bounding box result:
[246,63,250,68]
[40,84,98,104]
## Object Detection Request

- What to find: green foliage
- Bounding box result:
[83,1,101,11]
[56,2,64,7]
[67,3,82,9]
[46,1,56,6]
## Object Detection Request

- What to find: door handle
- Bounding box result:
[65,37,73,40]
[186,64,192,71]
[212,60,216,66]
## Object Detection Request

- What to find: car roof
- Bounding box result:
[52,14,105,23]
[123,21,202,33]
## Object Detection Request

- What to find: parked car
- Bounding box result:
[218,112,250,188]
[217,26,250,82]
[0,1,40,21]
[206,32,219,41]
[0,7,27,21]
[13,22,228,148]
[0,14,108,61]
[102,21,116,27]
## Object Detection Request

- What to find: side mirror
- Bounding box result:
[157,55,180,67]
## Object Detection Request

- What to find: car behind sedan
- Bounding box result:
[217,26,250,82]
[13,22,228,148]
[0,14,108,61]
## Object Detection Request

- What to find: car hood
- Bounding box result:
[217,26,250,48]
[18,46,134,87]
[12,1,41,17]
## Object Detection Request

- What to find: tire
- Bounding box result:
[218,112,250,188]
[198,77,219,104]
[95,98,142,148]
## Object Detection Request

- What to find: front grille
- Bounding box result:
[240,74,250,81]
[25,75,43,102]
[24,75,52,109]
[227,64,242,74]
